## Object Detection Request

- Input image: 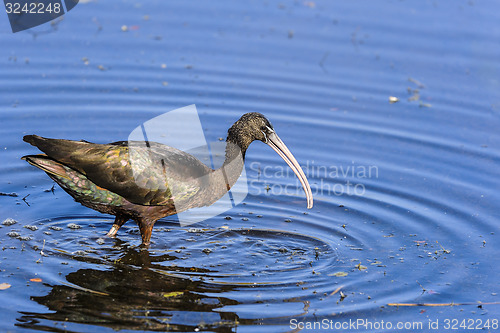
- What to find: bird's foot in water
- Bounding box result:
[138,218,155,248]
[106,215,128,238]
[106,224,121,238]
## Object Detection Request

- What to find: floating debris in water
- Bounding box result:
[163,291,184,298]
[304,1,316,8]
[202,248,212,254]
[2,218,17,226]
[73,250,86,256]
[24,225,38,231]
[356,263,367,270]
[224,216,232,220]
[389,96,399,103]
[257,215,263,218]
[0,283,11,290]
[408,77,425,88]
[284,219,292,223]
[67,223,81,230]
[18,236,32,241]
[242,218,249,221]
[0,192,18,197]
[96,238,105,245]
[121,25,128,32]
[7,231,20,238]
[50,226,62,231]
[43,185,55,193]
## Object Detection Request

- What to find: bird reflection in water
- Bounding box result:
[16,245,246,331]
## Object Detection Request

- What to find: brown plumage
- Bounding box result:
[22,113,313,246]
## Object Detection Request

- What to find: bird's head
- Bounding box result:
[227,112,274,144]
[227,112,313,209]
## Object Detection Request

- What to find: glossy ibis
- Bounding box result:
[22,113,313,246]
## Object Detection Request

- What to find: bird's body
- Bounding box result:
[22,113,313,246]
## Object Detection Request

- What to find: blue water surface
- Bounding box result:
[1,1,499,332]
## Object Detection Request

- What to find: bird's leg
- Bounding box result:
[106,215,129,238]
[138,218,156,247]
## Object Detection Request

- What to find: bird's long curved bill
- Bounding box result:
[266,132,313,209]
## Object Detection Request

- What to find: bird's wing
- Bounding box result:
[23,135,212,206]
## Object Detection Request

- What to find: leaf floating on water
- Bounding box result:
[30,278,42,283]
[329,272,348,277]
[0,283,11,290]
[163,291,184,298]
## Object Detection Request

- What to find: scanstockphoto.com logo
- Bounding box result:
[3,0,79,33]
[248,161,378,198]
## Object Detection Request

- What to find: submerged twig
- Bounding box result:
[388,301,500,307]
[0,192,18,197]
[22,194,30,206]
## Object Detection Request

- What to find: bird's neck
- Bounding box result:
[221,137,247,184]
[202,129,251,205]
